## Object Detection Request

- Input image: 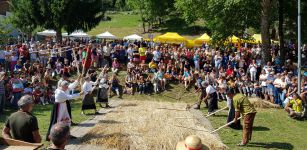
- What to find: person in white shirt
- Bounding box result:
[259,70,268,100]
[249,60,258,82]
[202,82,218,114]
[46,81,83,141]
[103,43,112,67]
[263,62,273,75]
[81,76,99,114]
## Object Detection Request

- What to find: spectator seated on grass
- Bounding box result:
[285,93,304,119]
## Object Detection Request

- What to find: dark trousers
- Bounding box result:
[243,112,256,144]
[208,92,218,113]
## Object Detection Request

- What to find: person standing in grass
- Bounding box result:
[46,81,83,141]
[2,95,42,143]
[231,93,257,146]
[81,76,98,115]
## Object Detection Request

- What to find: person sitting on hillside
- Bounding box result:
[148,59,158,73]
[285,93,303,119]
[2,95,42,143]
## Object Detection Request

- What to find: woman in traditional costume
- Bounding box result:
[46,81,83,140]
[81,76,98,114]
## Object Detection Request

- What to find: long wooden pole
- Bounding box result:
[206,107,228,117]
[211,116,242,134]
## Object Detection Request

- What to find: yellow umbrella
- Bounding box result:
[153,32,187,44]
[194,33,211,44]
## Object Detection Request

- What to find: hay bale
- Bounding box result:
[249,97,280,108]
[81,100,228,150]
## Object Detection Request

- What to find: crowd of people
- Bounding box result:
[0,38,307,148]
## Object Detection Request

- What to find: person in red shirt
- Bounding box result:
[19,44,29,64]
[226,65,234,77]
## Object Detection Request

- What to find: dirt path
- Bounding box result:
[66,100,228,150]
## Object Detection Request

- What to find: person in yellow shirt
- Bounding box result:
[232,93,257,146]
[285,93,303,118]
[139,45,146,63]
[148,59,157,73]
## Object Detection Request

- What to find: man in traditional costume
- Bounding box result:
[232,93,257,146]
[46,81,83,140]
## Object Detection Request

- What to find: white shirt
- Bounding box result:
[249,64,257,72]
[55,88,80,103]
[206,85,216,94]
[263,65,272,74]
[82,81,97,94]
[0,50,11,59]
[30,48,38,60]
[51,49,58,57]
[260,74,268,86]
[103,46,111,57]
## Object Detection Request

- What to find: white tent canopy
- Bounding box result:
[96,31,117,39]
[37,30,68,37]
[70,30,89,38]
[123,34,143,41]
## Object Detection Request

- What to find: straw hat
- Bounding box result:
[176,135,209,150]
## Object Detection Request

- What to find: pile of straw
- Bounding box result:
[249,97,280,109]
[81,100,228,150]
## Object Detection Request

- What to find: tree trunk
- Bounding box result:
[278,0,285,64]
[261,0,272,64]
[56,29,62,42]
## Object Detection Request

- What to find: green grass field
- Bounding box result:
[87,12,206,39]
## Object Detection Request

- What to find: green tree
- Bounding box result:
[174,0,207,24]
[127,0,173,32]
[10,0,104,41]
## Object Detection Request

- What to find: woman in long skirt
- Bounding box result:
[81,76,97,114]
[97,77,110,108]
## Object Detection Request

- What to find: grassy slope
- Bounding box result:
[87,12,205,39]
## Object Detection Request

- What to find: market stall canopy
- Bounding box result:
[37,30,68,37]
[186,40,197,48]
[96,31,117,39]
[123,34,143,41]
[70,30,89,38]
[228,35,241,43]
[252,34,262,43]
[153,32,186,43]
[250,34,279,44]
[194,33,211,44]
